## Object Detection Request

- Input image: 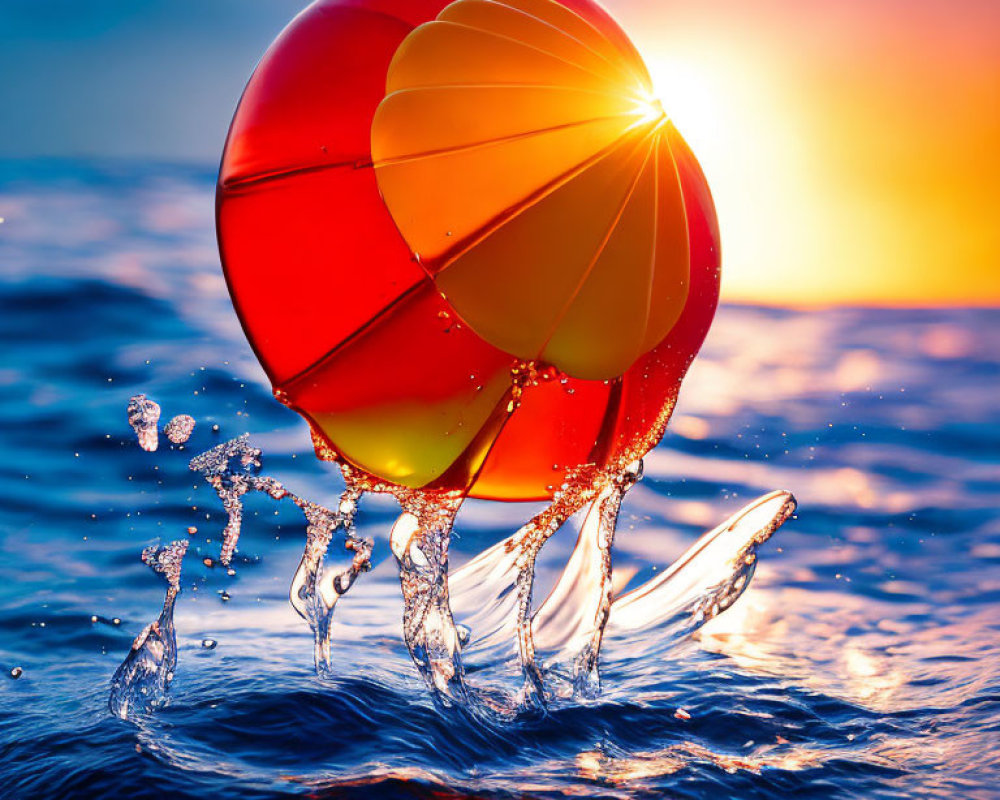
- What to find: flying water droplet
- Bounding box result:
[127,394,160,452]
[164,414,196,444]
[108,540,188,721]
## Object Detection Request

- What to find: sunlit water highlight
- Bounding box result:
[1,163,999,798]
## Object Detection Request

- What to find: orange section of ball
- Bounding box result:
[372,0,690,380]
[216,0,720,500]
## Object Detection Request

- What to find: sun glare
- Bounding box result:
[644,52,814,306]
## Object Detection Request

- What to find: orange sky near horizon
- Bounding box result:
[611,0,1000,307]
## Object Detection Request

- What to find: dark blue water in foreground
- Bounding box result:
[1,162,998,799]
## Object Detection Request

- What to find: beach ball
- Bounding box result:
[217,0,720,500]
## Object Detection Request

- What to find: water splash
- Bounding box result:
[603,489,797,654]
[126,394,160,452]
[447,462,643,710]
[164,414,195,444]
[448,480,796,711]
[188,434,372,672]
[121,395,797,723]
[108,540,188,720]
[289,493,371,676]
[188,434,279,566]
[117,397,378,718]
[532,462,643,698]
[307,403,797,721]
[390,492,473,709]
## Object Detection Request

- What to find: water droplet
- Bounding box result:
[201,638,217,650]
[164,414,195,444]
[10,666,23,679]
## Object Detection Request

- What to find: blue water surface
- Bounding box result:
[1,162,998,799]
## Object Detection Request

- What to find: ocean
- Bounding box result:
[1,161,998,798]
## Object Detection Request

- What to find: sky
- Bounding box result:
[1,0,998,306]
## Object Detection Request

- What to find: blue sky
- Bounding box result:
[1,0,309,162]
